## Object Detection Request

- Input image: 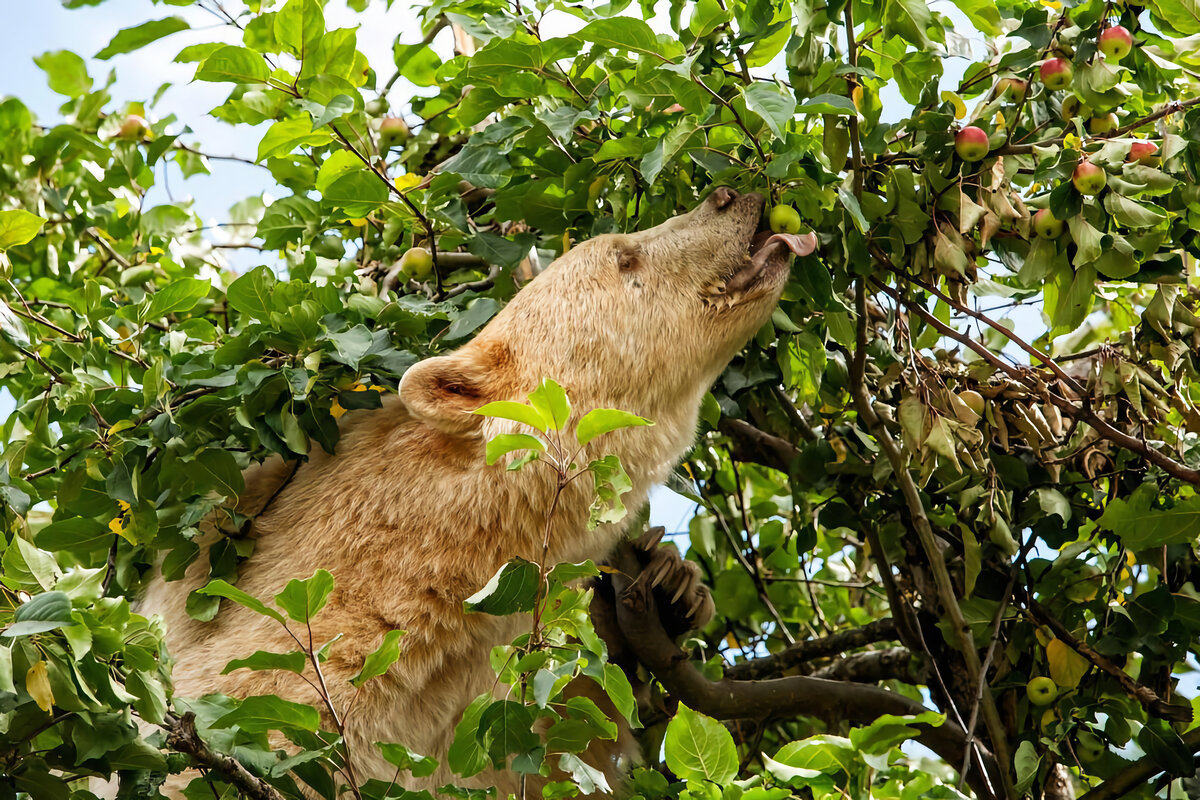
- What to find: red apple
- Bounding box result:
[1088,113,1119,135]
[116,114,149,141]
[1128,140,1159,165]
[1073,161,1107,195]
[1039,58,1073,90]
[955,126,990,161]
[1033,208,1065,239]
[1098,25,1133,61]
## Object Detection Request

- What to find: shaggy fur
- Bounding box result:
[139,188,809,795]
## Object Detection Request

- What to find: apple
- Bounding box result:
[1072,161,1107,195]
[955,126,990,161]
[1064,563,1102,603]
[1039,58,1073,90]
[116,114,149,141]
[1033,208,1065,239]
[1088,113,1119,135]
[958,389,985,415]
[399,246,434,281]
[1076,730,1106,763]
[1128,140,1159,165]
[769,205,802,235]
[379,116,410,150]
[1060,96,1088,121]
[1098,25,1133,61]
[998,77,1028,102]
[1027,676,1058,706]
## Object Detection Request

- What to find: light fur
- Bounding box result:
[140,188,795,795]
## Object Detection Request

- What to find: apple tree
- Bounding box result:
[3,0,1200,798]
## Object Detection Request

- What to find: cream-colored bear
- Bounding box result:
[139,187,816,795]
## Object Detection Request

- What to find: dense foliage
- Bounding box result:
[5,0,1200,797]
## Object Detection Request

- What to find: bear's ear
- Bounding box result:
[399,352,491,434]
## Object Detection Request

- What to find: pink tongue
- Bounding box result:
[766,232,818,257]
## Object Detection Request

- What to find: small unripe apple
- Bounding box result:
[116,114,149,141]
[1039,58,1073,90]
[1027,676,1058,706]
[1098,25,1133,61]
[958,389,985,415]
[1060,96,1089,121]
[1072,161,1107,195]
[399,246,434,280]
[1128,140,1159,165]
[1076,730,1106,763]
[1088,113,1119,135]
[955,126,990,161]
[769,205,802,235]
[1033,208,1065,239]
[998,77,1028,102]
[379,117,410,150]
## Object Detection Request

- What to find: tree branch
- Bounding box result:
[808,646,923,683]
[724,618,898,680]
[716,417,802,473]
[609,541,1002,800]
[162,712,285,800]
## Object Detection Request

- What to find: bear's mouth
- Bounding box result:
[725,227,818,295]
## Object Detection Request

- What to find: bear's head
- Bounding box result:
[399,187,816,440]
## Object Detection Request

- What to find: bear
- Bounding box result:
[138,186,817,796]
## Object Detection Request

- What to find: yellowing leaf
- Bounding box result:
[1047,638,1090,688]
[26,661,53,712]
[331,399,347,419]
[941,90,966,119]
[1064,132,1081,150]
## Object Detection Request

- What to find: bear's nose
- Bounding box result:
[711,186,738,209]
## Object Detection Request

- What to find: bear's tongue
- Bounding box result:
[730,231,818,291]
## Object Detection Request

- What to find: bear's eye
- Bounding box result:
[617,247,642,272]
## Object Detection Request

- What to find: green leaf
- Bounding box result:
[464,558,540,615]
[195,45,271,84]
[957,0,1001,35]
[196,580,286,624]
[1098,483,1200,549]
[689,0,732,37]
[213,694,321,733]
[126,670,168,724]
[34,50,92,97]
[3,592,76,638]
[795,94,857,116]
[227,264,277,319]
[1138,718,1193,777]
[575,409,653,447]
[1145,0,1200,35]
[274,0,324,61]
[529,378,571,431]
[664,704,738,784]
[574,18,682,59]
[192,448,245,499]
[0,210,47,250]
[484,433,545,466]
[1013,740,1040,794]
[473,401,549,433]
[145,277,210,320]
[375,742,438,778]
[848,710,943,754]
[257,116,330,162]
[96,17,189,60]
[350,629,405,686]
[274,569,335,623]
[447,694,492,777]
[222,650,308,674]
[742,83,796,139]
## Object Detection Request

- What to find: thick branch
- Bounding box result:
[725,618,898,680]
[610,542,1002,800]
[162,712,285,800]
[809,647,923,683]
[717,417,802,473]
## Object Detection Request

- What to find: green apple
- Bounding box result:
[769,205,803,235]
[1027,676,1058,706]
[1033,208,1065,239]
[1076,730,1106,763]
[958,389,985,415]
[1039,58,1073,90]
[955,126,990,161]
[399,246,434,281]
[1072,161,1107,195]
[1060,96,1089,121]
[379,117,410,150]
[1098,25,1133,61]
[1088,113,1119,135]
